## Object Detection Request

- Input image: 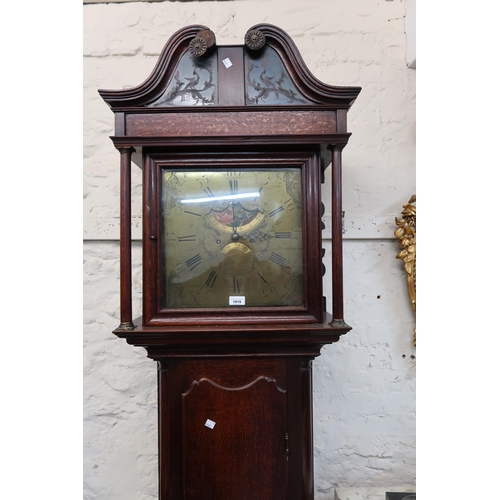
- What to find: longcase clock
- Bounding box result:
[99,24,360,500]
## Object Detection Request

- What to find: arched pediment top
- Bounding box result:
[98,23,361,110]
[99,24,210,108]
[248,24,361,107]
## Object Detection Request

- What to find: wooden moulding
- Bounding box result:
[113,314,351,359]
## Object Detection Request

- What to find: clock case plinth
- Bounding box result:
[100,23,360,500]
[113,315,350,500]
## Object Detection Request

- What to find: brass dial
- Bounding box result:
[161,168,303,308]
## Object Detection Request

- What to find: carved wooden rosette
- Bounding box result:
[189,29,216,57]
[245,28,266,50]
[188,37,207,57]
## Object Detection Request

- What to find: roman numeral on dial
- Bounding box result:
[275,231,291,239]
[229,180,238,195]
[205,270,217,288]
[185,254,202,271]
[269,252,287,267]
[233,277,240,293]
[178,234,196,242]
[269,206,285,217]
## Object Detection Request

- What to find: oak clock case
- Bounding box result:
[98,23,360,500]
[143,150,324,326]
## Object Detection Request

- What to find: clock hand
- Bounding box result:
[231,202,240,241]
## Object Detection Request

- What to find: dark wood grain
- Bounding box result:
[110,132,352,149]
[300,360,314,499]
[330,145,345,322]
[218,46,245,106]
[117,146,135,329]
[156,356,321,500]
[182,377,287,499]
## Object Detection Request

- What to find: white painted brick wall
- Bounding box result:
[83,1,416,498]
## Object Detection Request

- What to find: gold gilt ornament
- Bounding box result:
[395,195,416,346]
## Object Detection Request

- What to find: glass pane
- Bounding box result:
[161,169,303,308]
[150,50,218,106]
[245,46,312,105]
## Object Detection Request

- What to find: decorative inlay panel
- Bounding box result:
[125,110,337,137]
[149,50,218,107]
[245,46,313,105]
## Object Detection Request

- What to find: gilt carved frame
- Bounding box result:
[395,195,416,345]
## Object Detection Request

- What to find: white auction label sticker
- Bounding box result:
[229,296,245,306]
[205,419,216,429]
[222,58,233,69]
